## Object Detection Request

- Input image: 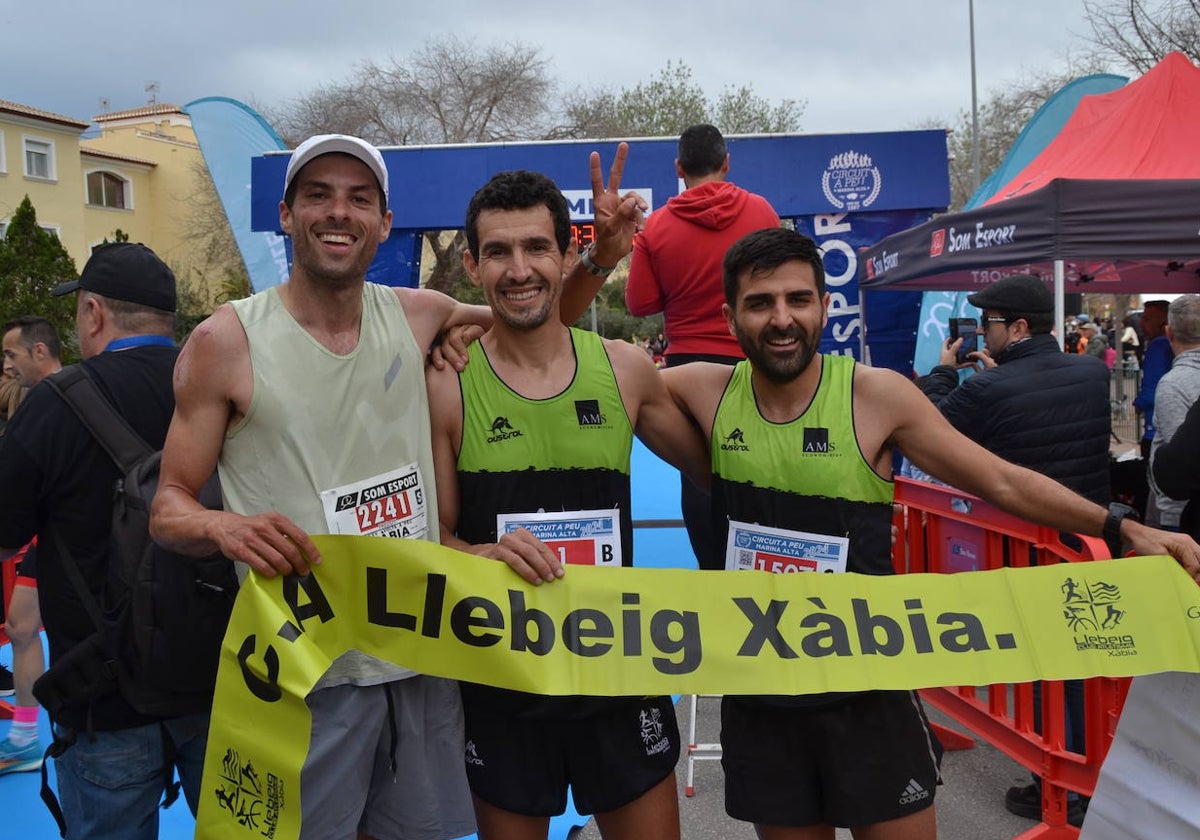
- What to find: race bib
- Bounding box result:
[725,520,848,574]
[497,508,622,567]
[319,463,428,540]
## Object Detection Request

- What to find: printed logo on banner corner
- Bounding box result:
[1061,577,1136,656]
[821,151,882,212]
[213,746,285,836]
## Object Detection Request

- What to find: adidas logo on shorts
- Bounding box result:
[899,778,931,806]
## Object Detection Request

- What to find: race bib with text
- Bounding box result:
[726,519,848,573]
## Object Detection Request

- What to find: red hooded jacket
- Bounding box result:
[626,180,779,359]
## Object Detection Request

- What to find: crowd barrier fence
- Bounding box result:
[893,476,1128,839]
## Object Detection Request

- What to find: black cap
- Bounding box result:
[967,274,1053,315]
[52,242,177,313]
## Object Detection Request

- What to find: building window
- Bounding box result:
[86,170,129,209]
[23,136,55,180]
[0,130,6,174]
[0,220,7,239]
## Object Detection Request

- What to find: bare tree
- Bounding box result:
[1083,0,1200,71]
[557,61,803,140]
[269,35,557,292]
[934,55,1111,211]
[179,161,252,311]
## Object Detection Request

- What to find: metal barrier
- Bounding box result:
[893,477,1129,839]
[1110,360,1141,445]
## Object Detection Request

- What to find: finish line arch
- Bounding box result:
[249,132,948,373]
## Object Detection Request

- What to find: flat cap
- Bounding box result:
[967,274,1053,315]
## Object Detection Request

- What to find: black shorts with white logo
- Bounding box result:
[721,690,943,828]
[461,688,679,817]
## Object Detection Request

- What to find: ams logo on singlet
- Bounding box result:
[486,416,524,444]
[575,399,610,429]
[803,427,838,455]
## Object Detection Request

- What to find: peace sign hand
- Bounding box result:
[589,141,646,268]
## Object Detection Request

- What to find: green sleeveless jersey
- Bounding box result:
[456,328,634,564]
[712,354,894,576]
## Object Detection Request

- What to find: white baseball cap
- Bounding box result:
[283,134,389,206]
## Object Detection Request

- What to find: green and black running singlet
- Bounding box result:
[712,354,895,706]
[456,328,637,716]
[456,327,635,565]
[712,354,894,575]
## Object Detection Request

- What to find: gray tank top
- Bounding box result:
[221,282,438,686]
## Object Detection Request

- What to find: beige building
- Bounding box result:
[0,100,242,307]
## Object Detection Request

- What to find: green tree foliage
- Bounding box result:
[0,195,78,360]
[559,61,803,139]
[569,276,663,342]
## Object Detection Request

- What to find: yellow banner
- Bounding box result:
[196,535,1200,839]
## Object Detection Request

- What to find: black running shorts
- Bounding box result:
[721,691,943,828]
[462,691,679,816]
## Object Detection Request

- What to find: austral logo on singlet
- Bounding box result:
[574,399,611,429]
[802,427,838,456]
[720,428,750,452]
[486,416,524,444]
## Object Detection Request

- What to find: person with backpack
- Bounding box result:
[0,243,211,839]
[0,316,63,777]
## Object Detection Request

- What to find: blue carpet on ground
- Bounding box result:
[1,440,693,838]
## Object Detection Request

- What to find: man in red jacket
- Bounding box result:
[626,124,779,569]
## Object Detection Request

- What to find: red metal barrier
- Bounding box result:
[893,477,1129,839]
[1,553,16,720]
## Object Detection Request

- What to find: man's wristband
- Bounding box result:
[580,246,619,278]
[1103,502,1139,555]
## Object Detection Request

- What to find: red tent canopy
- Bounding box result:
[986,51,1200,202]
[860,53,1200,295]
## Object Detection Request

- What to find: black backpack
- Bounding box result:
[35,364,237,721]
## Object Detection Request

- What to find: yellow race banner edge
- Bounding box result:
[196,535,1200,839]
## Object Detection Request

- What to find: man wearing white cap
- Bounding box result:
[152,134,643,838]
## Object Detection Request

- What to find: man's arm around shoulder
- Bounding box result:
[396,286,491,357]
[151,305,320,578]
[607,339,710,489]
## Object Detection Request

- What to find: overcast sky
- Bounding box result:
[3,0,1109,136]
